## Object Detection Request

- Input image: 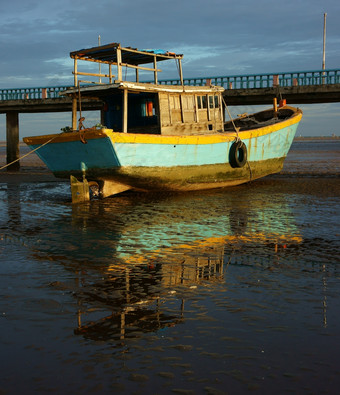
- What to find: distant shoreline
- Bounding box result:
[294,136,340,141]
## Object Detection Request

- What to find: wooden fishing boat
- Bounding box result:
[23,42,302,202]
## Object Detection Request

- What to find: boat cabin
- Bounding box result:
[65,43,225,135]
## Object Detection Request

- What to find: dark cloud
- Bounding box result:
[1,0,339,86]
[0,0,339,137]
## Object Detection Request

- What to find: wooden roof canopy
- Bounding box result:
[70,42,183,65]
[70,42,184,85]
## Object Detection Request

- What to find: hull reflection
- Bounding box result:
[64,191,302,341]
[11,189,302,341]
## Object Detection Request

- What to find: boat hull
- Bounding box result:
[24,107,302,195]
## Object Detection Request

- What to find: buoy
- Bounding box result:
[147,101,153,116]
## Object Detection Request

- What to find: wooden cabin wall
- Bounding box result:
[169,95,182,123]
[159,92,224,135]
[159,94,171,124]
[181,95,195,123]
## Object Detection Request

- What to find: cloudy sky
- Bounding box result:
[1,0,339,138]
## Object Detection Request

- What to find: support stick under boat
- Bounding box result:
[70,175,90,203]
[70,163,90,203]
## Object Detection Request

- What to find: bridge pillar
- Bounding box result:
[6,111,20,171]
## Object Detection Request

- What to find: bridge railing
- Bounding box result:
[158,69,340,89]
[0,69,339,101]
[0,86,72,101]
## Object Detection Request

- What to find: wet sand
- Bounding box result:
[0,140,339,394]
[0,143,56,183]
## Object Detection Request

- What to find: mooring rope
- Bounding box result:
[222,96,240,141]
[0,133,64,171]
[222,97,253,182]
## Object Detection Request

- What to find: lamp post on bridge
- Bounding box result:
[322,13,327,84]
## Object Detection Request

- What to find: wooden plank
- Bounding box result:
[161,122,218,135]
[77,80,106,85]
[72,96,77,130]
[73,71,112,78]
[74,56,116,65]
[154,58,158,84]
[120,46,183,60]
[70,43,119,58]
[219,94,224,122]
[198,109,208,122]
[123,89,128,133]
[207,95,211,121]
[120,62,162,72]
[195,95,199,122]
[168,94,172,125]
[74,58,78,86]
[117,46,122,81]
[159,93,170,125]
[178,58,184,85]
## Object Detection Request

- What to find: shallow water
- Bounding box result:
[0,141,340,394]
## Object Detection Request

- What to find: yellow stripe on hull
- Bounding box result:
[23,106,302,146]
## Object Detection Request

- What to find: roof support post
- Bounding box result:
[178,58,184,86]
[72,95,77,130]
[109,64,113,83]
[74,58,78,87]
[117,46,122,82]
[154,57,158,84]
[123,88,128,133]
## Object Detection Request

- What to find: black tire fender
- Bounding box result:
[229,140,247,168]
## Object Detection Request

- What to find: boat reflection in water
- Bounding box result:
[74,255,225,342]
[2,183,303,343]
[47,189,300,343]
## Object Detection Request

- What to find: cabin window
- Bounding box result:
[197,95,208,109]
[214,95,219,108]
[197,94,219,110]
[197,96,202,109]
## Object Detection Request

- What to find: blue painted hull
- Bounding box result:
[25,107,302,193]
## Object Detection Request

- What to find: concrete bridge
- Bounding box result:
[1,68,340,169]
